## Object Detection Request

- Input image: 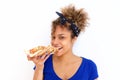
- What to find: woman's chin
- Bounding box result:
[54,48,64,56]
[54,51,63,56]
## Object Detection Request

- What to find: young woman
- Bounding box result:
[27,5,99,80]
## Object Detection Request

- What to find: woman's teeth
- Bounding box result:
[58,47,62,50]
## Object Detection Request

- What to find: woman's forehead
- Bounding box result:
[54,26,70,34]
[52,26,71,35]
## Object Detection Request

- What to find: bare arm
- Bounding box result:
[33,66,44,80]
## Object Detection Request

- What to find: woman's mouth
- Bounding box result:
[57,47,63,52]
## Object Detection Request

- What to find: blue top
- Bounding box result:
[34,54,98,80]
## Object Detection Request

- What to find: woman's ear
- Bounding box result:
[72,37,77,43]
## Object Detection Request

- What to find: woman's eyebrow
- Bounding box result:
[57,34,65,36]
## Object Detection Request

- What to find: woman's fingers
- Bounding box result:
[31,53,50,66]
[40,53,51,62]
[27,55,33,61]
[37,53,51,65]
[27,52,51,66]
[40,53,48,59]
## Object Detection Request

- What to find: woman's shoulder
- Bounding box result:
[81,57,98,68]
[81,57,99,79]
[82,57,96,63]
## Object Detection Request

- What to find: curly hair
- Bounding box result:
[51,4,89,38]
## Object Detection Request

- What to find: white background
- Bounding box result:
[0,0,120,80]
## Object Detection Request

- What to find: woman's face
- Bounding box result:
[51,25,76,56]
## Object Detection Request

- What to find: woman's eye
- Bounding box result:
[52,36,55,40]
[59,36,65,40]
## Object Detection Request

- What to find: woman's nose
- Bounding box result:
[51,38,59,46]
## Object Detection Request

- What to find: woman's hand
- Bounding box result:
[27,53,51,70]
[27,52,51,80]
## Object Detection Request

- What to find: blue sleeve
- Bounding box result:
[33,66,36,70]
[88,60,99,80]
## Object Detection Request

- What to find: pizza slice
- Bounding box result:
[24,45,57,57]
